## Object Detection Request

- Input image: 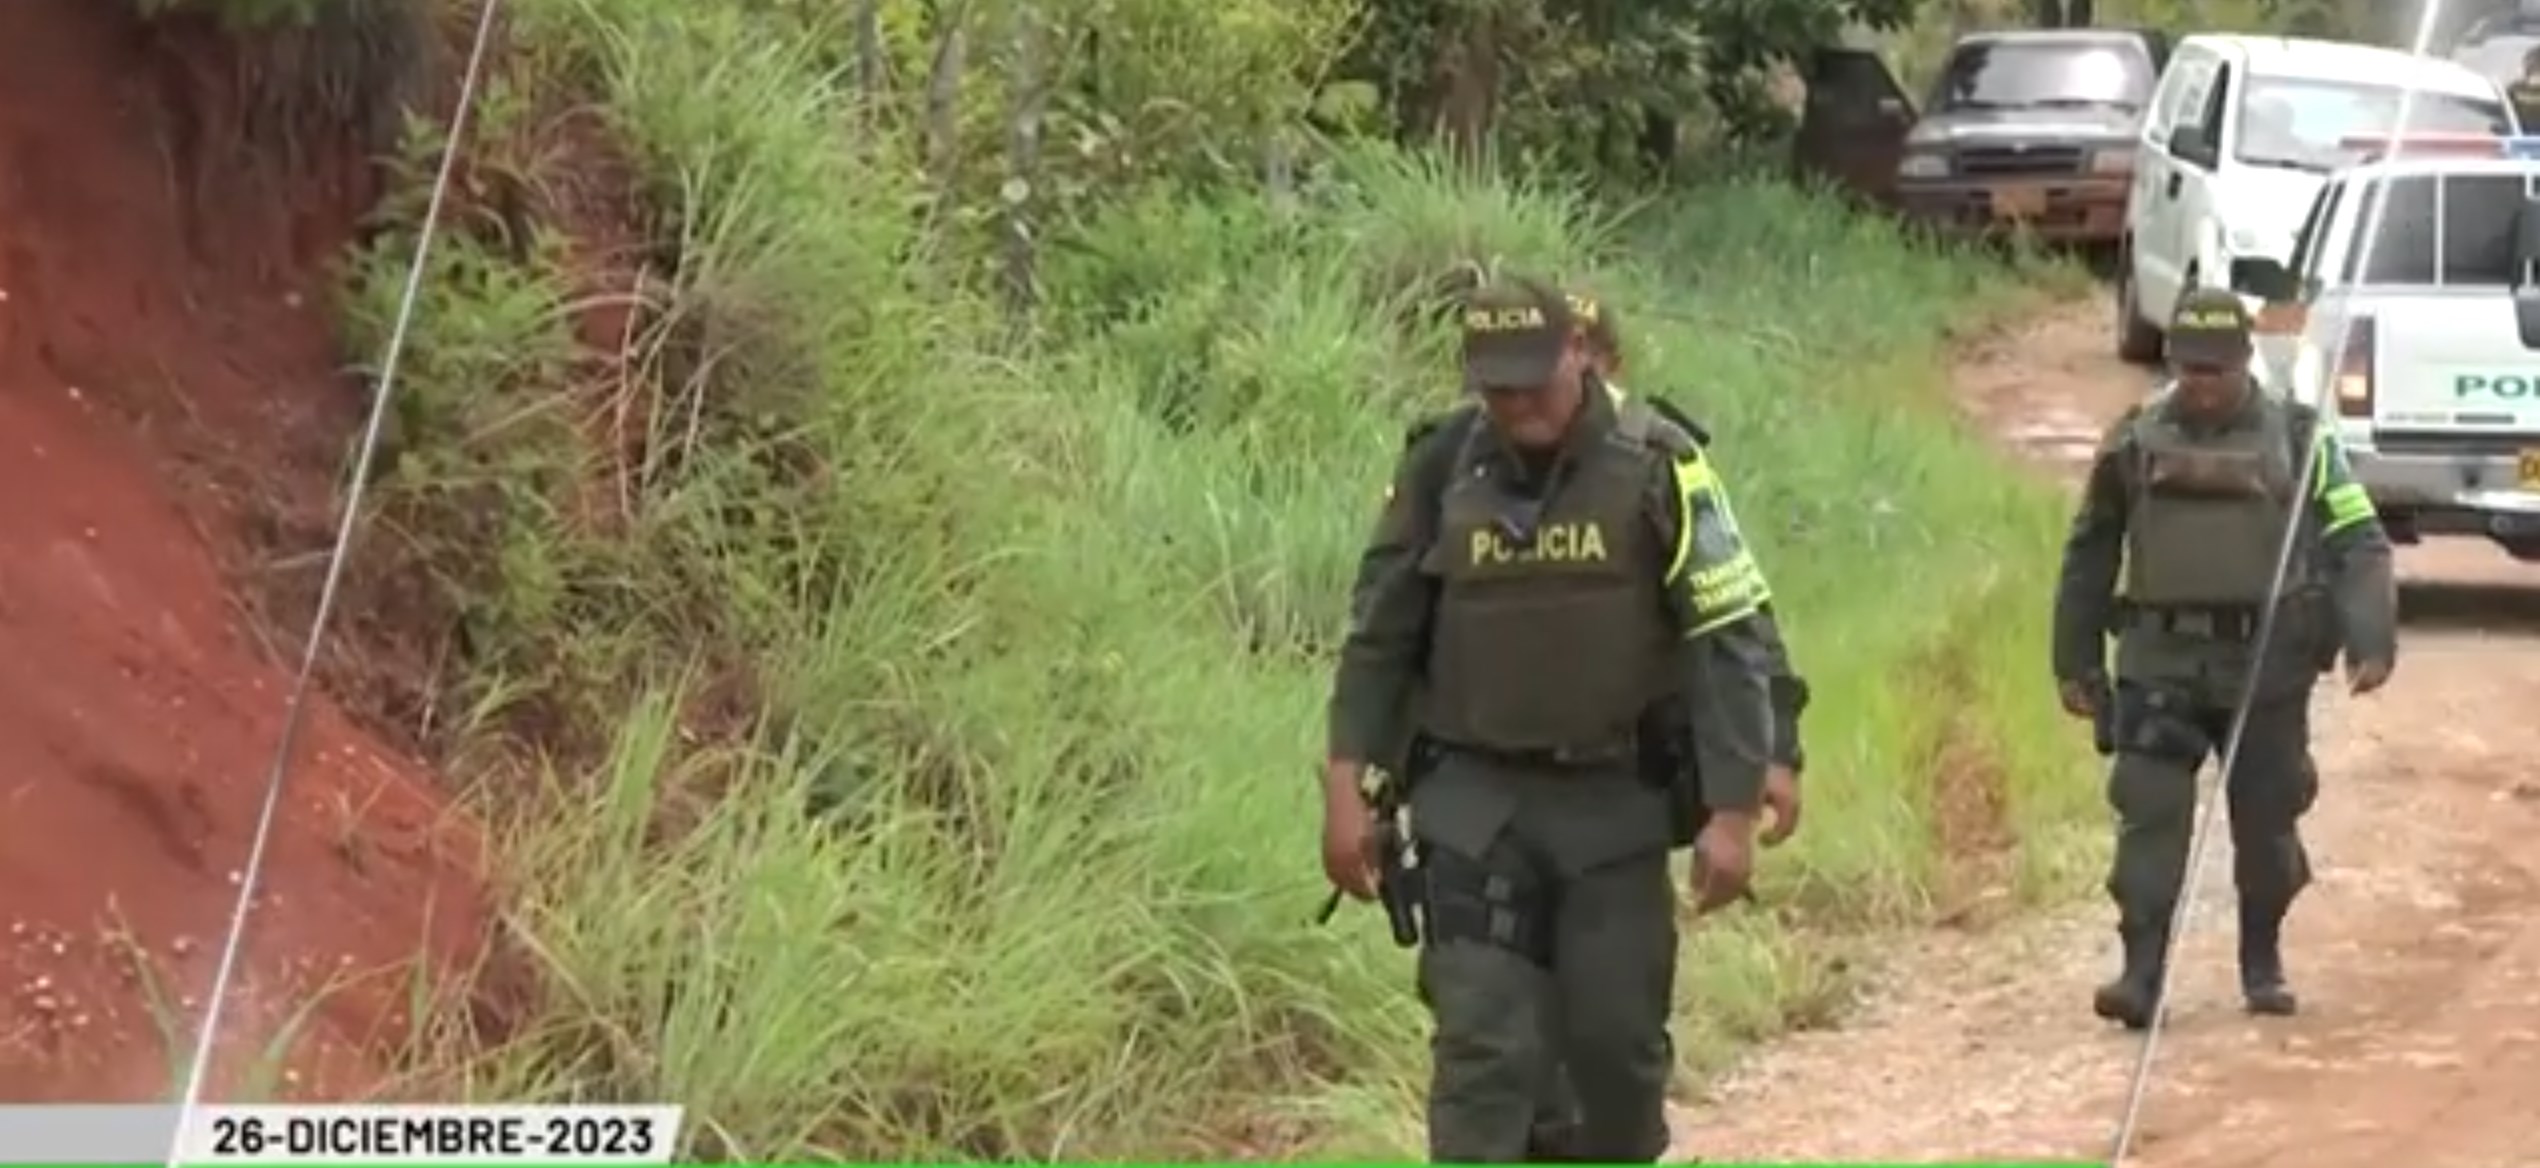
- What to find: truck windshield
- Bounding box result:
[1927,41,2150,112]
[2344,173,2540,286]
[2236,77,2513,171]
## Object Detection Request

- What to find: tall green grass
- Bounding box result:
[323,1,2101,1160]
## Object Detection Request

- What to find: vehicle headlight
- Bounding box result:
[1896,152,1948,179]
[2087,148,2134,175]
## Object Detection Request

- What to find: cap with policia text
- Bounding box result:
[1569,291,1620,359]
[1461,278,1577,392]
[2166,287,2255,366]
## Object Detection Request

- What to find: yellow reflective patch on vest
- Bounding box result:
[1687,558,1769,629]
[2310,427,2377,536]
[1467,522,1611,566]
[1465,305,1546,333]
[1665,451,1772,635]
[2320,483,2373,533]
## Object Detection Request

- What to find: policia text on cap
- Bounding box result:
[2052,287,2397,1031]
[1320,277,1799,1162]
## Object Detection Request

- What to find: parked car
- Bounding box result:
[2114,34,2518,364]
[1793,29,2165,246]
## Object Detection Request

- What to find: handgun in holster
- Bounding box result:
[1368,812,1421,948]
[1312,737,1435,948]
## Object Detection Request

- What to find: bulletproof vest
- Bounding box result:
[2121,391,2306,607]
[1413,402,1674,756]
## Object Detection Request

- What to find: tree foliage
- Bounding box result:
[1337,0,1929,175]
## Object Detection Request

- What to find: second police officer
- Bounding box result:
[2052,287,2397,1028]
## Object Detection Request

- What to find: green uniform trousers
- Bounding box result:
[1410,749,1676,1164]
[1525,1065,1584,1160]
[2105,680,2318,933]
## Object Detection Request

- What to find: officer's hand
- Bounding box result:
[1691,811,1756,914]
[2056,676,2101,719]
[2345,656,2392,695]
[1320,790,1380,902]
[1759,766,1801,847]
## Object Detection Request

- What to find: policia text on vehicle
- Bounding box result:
[2052,288,2398,1029]
[1320,277,1803,1162]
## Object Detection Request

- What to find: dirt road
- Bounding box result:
[1668,297,2540,1166]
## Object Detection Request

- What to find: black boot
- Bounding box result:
[2239,902,2298,1016]
[2092,927,2167,1030]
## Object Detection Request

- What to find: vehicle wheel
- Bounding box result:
[2115,250,2163,364]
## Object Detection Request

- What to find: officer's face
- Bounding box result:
[1479,341,1590,451]
[2172,359,2249,416]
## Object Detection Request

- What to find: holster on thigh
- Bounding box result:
[2111,680,2212,765]
[1419,842,1555,969]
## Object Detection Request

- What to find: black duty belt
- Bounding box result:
[2119,603,2262,641]
[1431,736,1636,770]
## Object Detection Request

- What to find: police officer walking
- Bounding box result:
[1322,276,1792,1162]
[2052,287,2397,1029]
[1512,291,1811,1162]
[2508,46,2540,132]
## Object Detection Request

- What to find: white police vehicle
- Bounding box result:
[2118,35,2518,364]
[2230,133,2540,557]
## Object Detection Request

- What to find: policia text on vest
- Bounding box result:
[1319,278,1800,1163]
[2052,287,2397,1033]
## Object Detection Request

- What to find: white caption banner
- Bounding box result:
[173,1104,683,1165]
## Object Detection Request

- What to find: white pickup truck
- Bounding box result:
[2117,35,2518,364]
[2231,135,2540,557]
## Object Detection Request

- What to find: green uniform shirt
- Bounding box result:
[2051,385,2394,684]
[1328,392,1787,810]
